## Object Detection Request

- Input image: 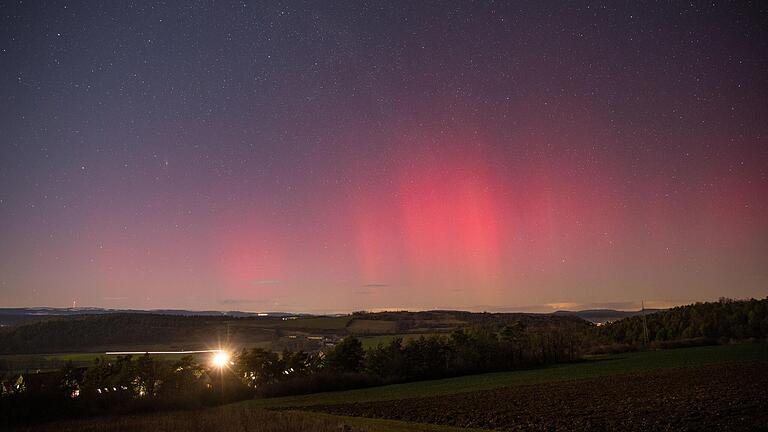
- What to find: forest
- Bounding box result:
[598,297,768,347]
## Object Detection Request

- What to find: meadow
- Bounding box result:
[274,315,353,330]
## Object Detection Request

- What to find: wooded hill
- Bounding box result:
[0,310,590,355]
[598,297,768,345]
[2,298,765,355]
[0,314,275,354]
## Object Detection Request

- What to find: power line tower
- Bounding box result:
[641,300,650,347]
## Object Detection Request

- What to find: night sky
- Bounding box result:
[1,2,767,313]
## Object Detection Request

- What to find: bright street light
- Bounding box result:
[211,351,230,368]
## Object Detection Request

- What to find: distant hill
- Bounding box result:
[0,309,591,355]
[553,309,662,324]
[0,306,661,328]
[0,307,301,327]
[0,313,272,354]
[349,310,590,334]
[0,306,623,328]
[4,299,764,356]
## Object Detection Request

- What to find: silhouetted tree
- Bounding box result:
[365,337,404,379]
[59,360,80,398]
[325,336,364,373]
[235,348,281,389]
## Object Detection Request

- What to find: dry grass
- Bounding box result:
[14,405,368,432]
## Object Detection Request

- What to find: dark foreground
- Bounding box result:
[306,361,768,431]
[12,404,369,432]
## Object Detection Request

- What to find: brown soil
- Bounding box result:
[306,361,768,431]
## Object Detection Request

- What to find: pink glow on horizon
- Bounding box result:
[397,146,502,293]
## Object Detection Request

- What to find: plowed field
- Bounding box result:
[306,361,768,431]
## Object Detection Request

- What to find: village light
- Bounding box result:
[211,351,230,368]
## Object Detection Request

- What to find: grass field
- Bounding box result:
[275,316,352,330]
[347,319,398,334]
[254,343,768,408]
[358,333,435,349]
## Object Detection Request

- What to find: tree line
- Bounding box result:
[240,322,583,397]
[1,321,583,425]
[595,297,768,350]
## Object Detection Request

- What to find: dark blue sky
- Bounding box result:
[1,1,767,312]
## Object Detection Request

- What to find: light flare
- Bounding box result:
[211,351,231,369]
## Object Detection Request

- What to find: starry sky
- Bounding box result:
[1,1,767,313]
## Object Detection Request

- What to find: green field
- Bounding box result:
[254,343,768,408]
[358,333,435,349]
[275,316,352,330]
